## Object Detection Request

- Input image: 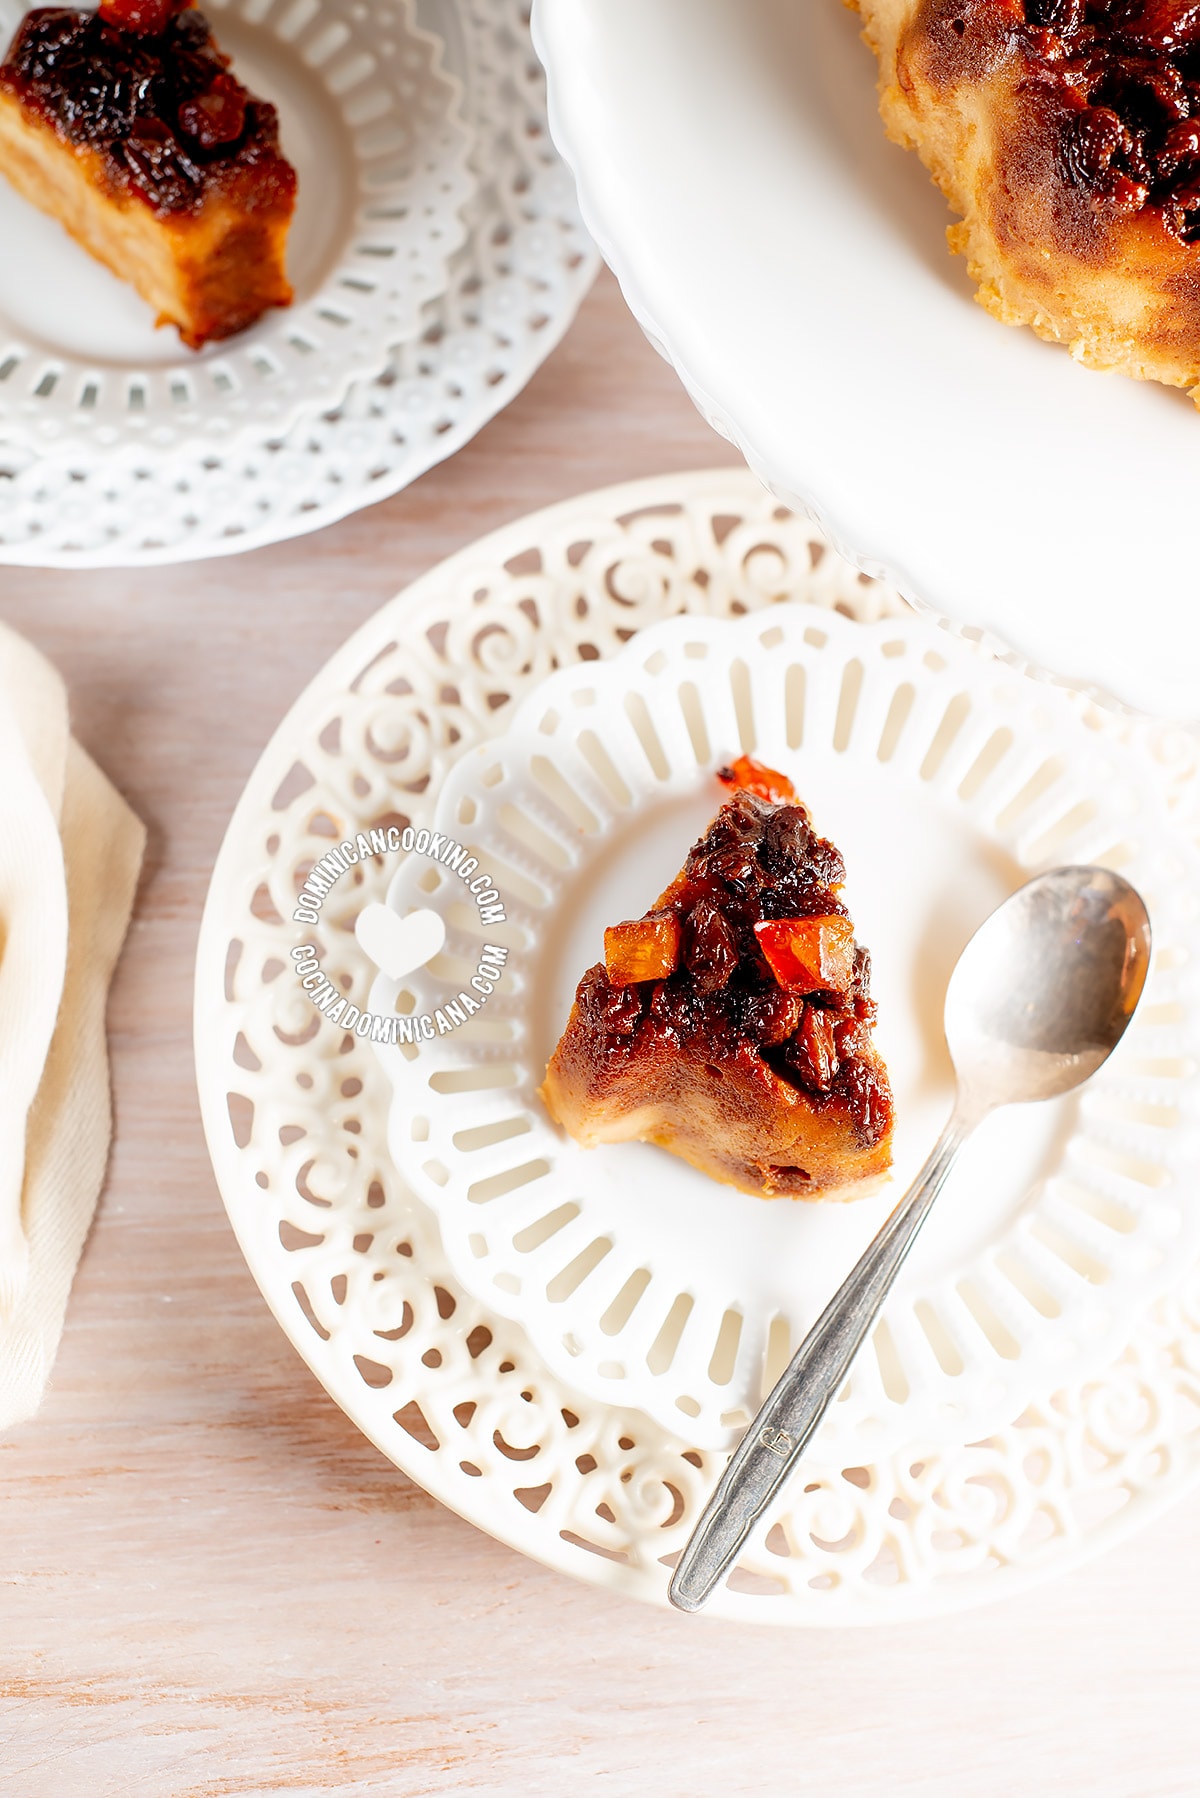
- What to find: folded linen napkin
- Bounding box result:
[0,621,144,1430]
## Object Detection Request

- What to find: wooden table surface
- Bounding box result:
[2,272,1199,1798]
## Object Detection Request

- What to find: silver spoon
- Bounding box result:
[668,864,1152,1614]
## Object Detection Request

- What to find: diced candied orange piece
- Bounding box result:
[754,915,856,996]
[605,913,681,985]
[98,0,189,33]
[716,755,796,803]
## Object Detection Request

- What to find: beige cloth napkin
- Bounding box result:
[0,621,144,1430]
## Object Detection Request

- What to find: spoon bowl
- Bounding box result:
[669,864,1153,1613]
[946,865,1152,1116]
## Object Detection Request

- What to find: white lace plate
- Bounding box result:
[195,471,1200,1622]
[367,608,1200,1452]
[0,0,473,453]
[0,0,596,564]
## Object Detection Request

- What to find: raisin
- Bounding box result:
[1156,115,1200,171]
[178,70,245,147]
[805,834,846,892]
[1109,1,1200,55]
[839,1060,891,1149]
[759,804,816,877]
[1063,104,1127,180]
[698,844,760,892]
[739,987,803,1047]
[685,898,739,996]
[797,1005,840,1091]
[578,966,643,1040]
[120,116,203,210]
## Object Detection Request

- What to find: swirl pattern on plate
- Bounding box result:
[366,606,1200,1452]
[195,470,1200,1621]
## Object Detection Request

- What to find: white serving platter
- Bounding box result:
[533,0,1200,719]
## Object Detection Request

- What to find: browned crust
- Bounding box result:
[851,0,1200,400]
[0,83,293,346]
[540,1010,893,1200]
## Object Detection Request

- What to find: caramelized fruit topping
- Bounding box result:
[583,765,888,1142]
[97,0,190,36]
[0,6,295,216]
[1011,0,1200,237]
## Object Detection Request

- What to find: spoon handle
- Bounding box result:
[668,1111,974,1613]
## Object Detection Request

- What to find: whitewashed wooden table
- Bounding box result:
[2,273,1199,1797]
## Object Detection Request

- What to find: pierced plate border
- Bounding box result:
[195,469,1200,1623]
[367,607,1200,1456]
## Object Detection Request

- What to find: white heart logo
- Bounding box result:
[355,903,446,982]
